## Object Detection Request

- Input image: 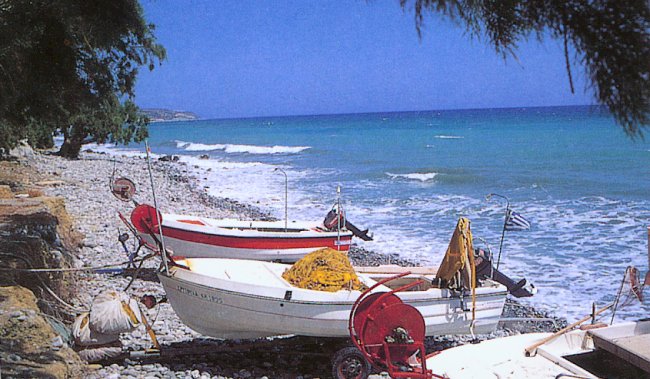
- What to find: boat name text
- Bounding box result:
[177,285,223,304]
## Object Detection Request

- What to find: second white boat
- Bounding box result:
[158,258,508,339]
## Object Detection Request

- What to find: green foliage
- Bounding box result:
[402,0,650,137]
[0,0,165,157]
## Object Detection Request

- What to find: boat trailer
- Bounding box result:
[333,272,447,379]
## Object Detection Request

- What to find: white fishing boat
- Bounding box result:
[130,204,372,262]
[426,320,650,378]
[157,258,508,339]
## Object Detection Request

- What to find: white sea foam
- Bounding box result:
[434,135,464,139]
[176,141,226,151]
[176,155,329,222]
[176,140,310,154]
[225,144,310,154]
[386,172,438,182]
[81,143,163,159]
[346,192,650,322]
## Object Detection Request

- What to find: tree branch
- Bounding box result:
[563,25,575,95]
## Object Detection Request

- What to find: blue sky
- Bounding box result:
[135,1,594,119]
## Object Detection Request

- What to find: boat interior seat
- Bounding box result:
[184,259,403,292]
[356,274,392,292]
[185,259,293,288]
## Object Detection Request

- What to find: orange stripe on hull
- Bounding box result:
[177,219,206,226]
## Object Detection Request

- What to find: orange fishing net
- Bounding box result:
[282,248,367,292]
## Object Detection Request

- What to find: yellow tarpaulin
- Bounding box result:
[436,217,476,288]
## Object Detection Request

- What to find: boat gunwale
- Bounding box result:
[163,266,509,307]
[160,223,354,240]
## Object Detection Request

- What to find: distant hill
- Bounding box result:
[141,108,199,122]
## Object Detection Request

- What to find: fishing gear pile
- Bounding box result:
[282,248,367,292]
[72,290,143,362]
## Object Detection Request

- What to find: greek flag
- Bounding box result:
[505,209,531,231]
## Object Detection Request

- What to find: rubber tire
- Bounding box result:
[331,346,371,379]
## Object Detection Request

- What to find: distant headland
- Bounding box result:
[142,108,199,122]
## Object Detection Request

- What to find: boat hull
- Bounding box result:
[158,261,507,339]
[427,321,650,378]
[140,213,353,262]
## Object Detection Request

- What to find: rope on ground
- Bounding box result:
[0,252,87,313]
[0,253,154,273]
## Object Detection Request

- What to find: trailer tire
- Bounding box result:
[331,346,371,379]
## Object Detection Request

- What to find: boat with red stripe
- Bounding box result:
[130,204,372,262]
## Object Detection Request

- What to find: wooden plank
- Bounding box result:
[354,264,438,275]
[591,333,650,373]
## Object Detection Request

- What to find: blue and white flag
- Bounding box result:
[505,209,531,231]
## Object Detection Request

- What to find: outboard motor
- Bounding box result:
[323,205,345,230]
[475,249,535,298]
[323,205,373,241]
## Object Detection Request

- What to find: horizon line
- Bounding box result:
[147,103,601,123]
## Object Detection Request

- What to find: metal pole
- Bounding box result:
[336,186,341,251]
[145,141,169,275]
[274,168,288,231]
[610,267,630,325]
[475,236,494,279]
[486,193,510,271]
[646,226,650,286]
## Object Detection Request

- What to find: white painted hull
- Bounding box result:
[139,213,353,262]
[158,258,508,339]
[427,320,650,378]
[144,234,351,261]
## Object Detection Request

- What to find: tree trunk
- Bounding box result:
[58,125,86,159]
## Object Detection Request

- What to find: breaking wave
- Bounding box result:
[175,141,310,154]
[176,141,226,151]
[386,172,438,182]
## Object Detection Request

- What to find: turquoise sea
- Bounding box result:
[96,105,650,322]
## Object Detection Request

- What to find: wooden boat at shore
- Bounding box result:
[157,258,509,339]
[426,320,650,378]
[130,204,372,262]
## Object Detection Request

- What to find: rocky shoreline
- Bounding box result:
[2,150,566,379]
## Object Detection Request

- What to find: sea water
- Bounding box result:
[95,106,650,322]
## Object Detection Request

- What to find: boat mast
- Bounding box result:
[274,168,288,232]
[487,193,510,271]
[145,141,169,275]
[336,185,341,251]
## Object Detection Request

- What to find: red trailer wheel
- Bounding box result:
[332,346,371,379]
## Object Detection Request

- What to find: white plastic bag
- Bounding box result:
[72,312,119,347]
[77,346,123,362]
[88,290,142,335]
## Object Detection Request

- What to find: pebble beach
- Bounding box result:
[27,150,563,379]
